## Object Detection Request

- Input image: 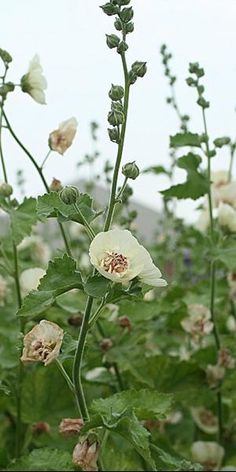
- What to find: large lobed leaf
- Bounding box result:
[10,197,38,245]
[37,191,96,225]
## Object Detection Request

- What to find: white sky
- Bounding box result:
[1,0,236,220]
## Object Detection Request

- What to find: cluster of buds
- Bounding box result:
[72,438,99,472]
[186,62,210,111]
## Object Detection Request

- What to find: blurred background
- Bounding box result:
[1,0,236,221]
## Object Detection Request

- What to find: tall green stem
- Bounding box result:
[3,111,72,257]
[104,52,130,231]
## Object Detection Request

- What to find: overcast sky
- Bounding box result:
[1,0,236,221]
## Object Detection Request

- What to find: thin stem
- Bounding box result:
[3,111,72,257]
[217,390,223,443]
[56,359,75,394]
[104,52,130,231]
[88,299,105,328]
[228,144,235,182]
[40,149,51,169]
[210,261,221,350]
[74,203,95,240]
[72,296,94,421]
[113,362,124,391]
[202,108,214,236]
[115,176,128,202]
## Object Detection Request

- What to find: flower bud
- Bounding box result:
[117,0,130,4]
[131,61,147,78]
[68,314,83,327]
[108,127,120,143]
[59,186,79,205]
[59,418,84,437]
[119,6,134,22]
[114,18,123,31]
[108,109,124,126]
[118,315,132,331]
[0,48,12,64]
[106,34,120,49]
[186,77,196,87]
[50,178,62,192]
[32,422,51,435]
[100,338,113,352]
[124,21,134,33]
[197,96,210,109]
[117,41,128,54]
[72,439,99,472]
[109,84,124,101]
[100,2,118,15]
[128,70,137,84]
[122,161,140,180]
[213,137,231,148]
[0,182,13,197]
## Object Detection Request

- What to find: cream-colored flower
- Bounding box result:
[21,54,47,104]
[144,289,155,301]
[195,208,210,233]
[18,235,51,267]
[89,229,167,287]
[191,441,224,471]
[206,364,225,388]
[218,348,235,369]
[211,170,229,187]
[49,117,78,155]
[72,440,99,472]
[181,304,213,338]
[0,275,8,306]
[226,315,236,332]
[191,408,218,434]
[218,202,236,232]
[21,320,63,366]
[20,267,46,297]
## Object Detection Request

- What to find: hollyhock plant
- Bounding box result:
[21,320,63,366]
[89,228,167,287]
[21,54,47,104]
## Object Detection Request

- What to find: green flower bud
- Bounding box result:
[124,21,134,33]
[119,7,134,22]
[197,84,204,94]
[208,149,216,158]
[128,70,137,85]
[59,186,80,205]
[117,41,128,54]
[131,61,147,78]
[108,109,124,126]
[117,0,130,5]
[160,44,167,54]
[108,127,120,143]
[109,84,124,101]
[0,182,13,197]
[122,161,140,180]
[100,2,118,15]
[106,34,120,49]
[111,101,123,112]
[197,96,210,109]
[0,82,15,99]
[186,77,196,87]
[213,137,231,148]
[189,62,200,74]
[114,18,122,30]
[0,48,12,64]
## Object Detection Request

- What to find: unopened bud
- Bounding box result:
[108,109,124,126]
[128,70,137,84]
[197,96,210,109]
[131,61,147,78]
[122,161,139,180]
[118,315,132,331]
[0,182,13,197]
[186,77,196,87]
[109,84,124,101]
[59,186,79,205]
[117,40,128,54]
[117,0,130,5]
[124,21,134,33]
[50,178,62,192]
[32,421,51,435]
[0,48,12,64]
[73,439,99,472]
[108,127,120,143]
[213,137,231,148]
[114,18,123,31]
[68,314,83,327]
[59,418,84,437]
[119,6,134,22]
[106,34,120,49]
[100,338,113,352]
[100,2,118,15]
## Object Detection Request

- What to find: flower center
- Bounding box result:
[199,410,217,427]
[31,339,56,361]
[101,251,128,274]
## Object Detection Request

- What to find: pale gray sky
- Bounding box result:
[1,0,236,220]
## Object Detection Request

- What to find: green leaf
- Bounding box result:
[214,239,236,270]
[18,254,83,318]
[170,132,203,148]
[151,444,202,471]
[10,198,38,245]
[91,389,173,421]
[37,191,96,225]
[84,274,111,298]
[7,448,74,471]
[142,165,170,176]
[161,153,209,200]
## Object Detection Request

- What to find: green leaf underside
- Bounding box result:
[17,254,83,318]
[161,153,209,200]
[11,197,38,245]
[37,191,96,225]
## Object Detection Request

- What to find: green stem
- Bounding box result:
[74,203,95,240]
[228,144,235,182]
[104,52,130,231]
[88,299,105,328]
[72,296,94,421]
[3,111,72,257]
[113,362,124,391]
[202,108,214,236]
[40,149,51,169]
[56,359,75,394]
[115,176,128,202]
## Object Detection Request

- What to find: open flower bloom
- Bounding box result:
[191,407,218,434]
[218,202,236,232]
[73,440,99,472]
[21,54,47,104]
[89,229,167,287]
[181,304,213,338]
[20,267,46,297]
[21,320,63,366]
[49,117,78,155]
[191,441,225,471]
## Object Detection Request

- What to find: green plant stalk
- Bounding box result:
[202,107,223,443]
[2,111,72,257]
[74,203,96,240]
[40,149,51,169]
[228,144,235,182]
[115,176,128,202]
[56,359,75,394]
[104,52,130,231]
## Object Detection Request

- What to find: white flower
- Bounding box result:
[0,275,8,306]
[21,54,47,104]
[89,229,167,287]
[191,408,218,434]
[143,289,155,301]
[49,117,78,155]
[211,170,229,187]
[218,202,236,232]
[191,441,224,471]
[181,304,213,338]
[195,208,210,233]
[21,320,63,366]
[20,267,46,297]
